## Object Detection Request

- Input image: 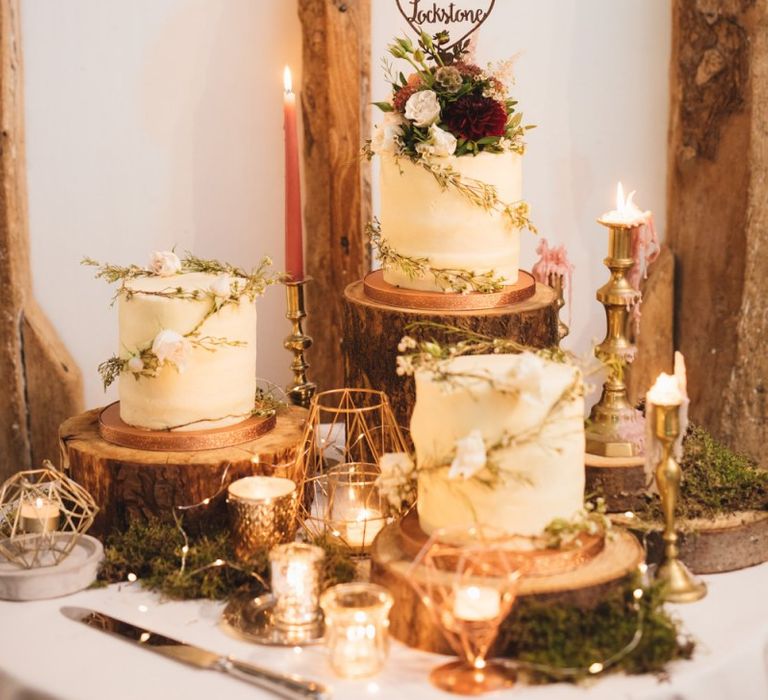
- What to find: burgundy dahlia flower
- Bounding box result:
[442,94,507,141]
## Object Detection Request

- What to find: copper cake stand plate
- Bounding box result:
[98,402,276,452]
[363,269,536,311]
[398,510,605,578]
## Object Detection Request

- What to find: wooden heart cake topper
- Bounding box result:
[396,0,496,50]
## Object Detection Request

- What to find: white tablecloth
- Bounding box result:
[0,563,766,700]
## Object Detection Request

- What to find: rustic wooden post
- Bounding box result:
[0,0,82,477]
[298,0,371,391]
[667,0,768,467]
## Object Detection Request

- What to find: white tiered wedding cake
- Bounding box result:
[87,251,274,432]
[409,352,585,536]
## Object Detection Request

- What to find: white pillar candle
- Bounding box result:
[227,476,296,502]
[19,498,60,534]
[453,585,501,622]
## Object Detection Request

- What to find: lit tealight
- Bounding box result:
[588,662,604,675]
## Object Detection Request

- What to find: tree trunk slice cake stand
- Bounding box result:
[612,511,768,575]
[343,275,559,428]
[59,407,307,537]
[371,512,645,655]
[585,453,647,512]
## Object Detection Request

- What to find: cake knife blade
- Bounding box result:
[61,606,330,700]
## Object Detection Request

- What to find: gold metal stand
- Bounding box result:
[549,272,569,342]
[652,403,707,603]
[585,221,643,457]
[283,279,316,409]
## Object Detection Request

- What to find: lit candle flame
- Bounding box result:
[615,182,637,214]
[283,65,293,94]
[34,497,44,509]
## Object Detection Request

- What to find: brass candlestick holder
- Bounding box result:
[585,220,643,457]
[548,272,569,342]
[652,403,707,603]
[283,278,317,409]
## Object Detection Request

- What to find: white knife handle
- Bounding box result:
[219,657,331,700]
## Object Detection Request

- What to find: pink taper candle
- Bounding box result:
[283,66,303,281]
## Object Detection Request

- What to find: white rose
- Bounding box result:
[151,329,192,373]
[404,89,441,127]
[210,274,232,299]
[428,124,457,157]
[127,356,144,373]
[448,429,487,480]
[149,250,181,276]
[511,353,545,406]
[371,112,405,155]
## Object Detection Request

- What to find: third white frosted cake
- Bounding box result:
[410,352,585,536]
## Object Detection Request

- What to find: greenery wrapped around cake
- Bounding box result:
[365,32,536,293]
[84,251,278,431]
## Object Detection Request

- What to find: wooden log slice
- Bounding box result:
[613,511,768,574]
[371,522,644,655]
[585,453,648,512]
[343,280,559,429]
[59,407,307,537]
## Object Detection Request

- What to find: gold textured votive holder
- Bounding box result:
[227,476,299,562]
[320,582,394,679]
[270,542,325,628]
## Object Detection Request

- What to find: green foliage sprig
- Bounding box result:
[98,519,356,601]
[367,220,506,293]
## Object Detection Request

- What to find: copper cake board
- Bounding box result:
[98,402,276,452]
[397,509,605,579]
[363,269,536,311]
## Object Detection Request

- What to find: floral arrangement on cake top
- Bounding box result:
[367,31,532,160]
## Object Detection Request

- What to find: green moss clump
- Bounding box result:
[98,519,356,600]
[497,578,694,682]
[638,425,768,522]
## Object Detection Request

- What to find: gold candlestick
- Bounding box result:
[548,272,569,342]
[283,278,316,409]
[585,221,643,457]
[652,402,707,602]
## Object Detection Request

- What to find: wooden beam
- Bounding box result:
[299,0,371,391]
[667,0,767,466]
[0,0,82,477]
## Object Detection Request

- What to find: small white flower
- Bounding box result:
[378,452,416,510]
[397,336,417,352]
[448,429,487,480]
[127,356,144,373]
[151,329,192,373]
[371,112,405,155]
[395,355,414,377]
[149,250,181,276]
[404,89,441,127]
[210,274,232,299]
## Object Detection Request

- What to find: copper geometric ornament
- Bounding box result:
[0,462,98,569]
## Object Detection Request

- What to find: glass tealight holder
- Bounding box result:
[320,582,394,679]
[326,463,388,554]
[269,542,325,628]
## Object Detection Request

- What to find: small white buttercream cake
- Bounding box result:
[379,151,522,291]
[411,353,585,536]
[118,272,256,431]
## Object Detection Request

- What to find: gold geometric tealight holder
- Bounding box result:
[586,218,644,458]
[651,402,707,603]
[0,462,98,569]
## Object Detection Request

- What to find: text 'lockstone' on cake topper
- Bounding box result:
[396,1,496,51]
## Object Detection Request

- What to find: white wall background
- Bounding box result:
[23,1,670,410]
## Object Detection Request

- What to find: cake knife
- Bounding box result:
[61,606,330,700]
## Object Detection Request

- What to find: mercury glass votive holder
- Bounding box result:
[320,582,394,679]
[227,476,298,561]
[270,542,325,628]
